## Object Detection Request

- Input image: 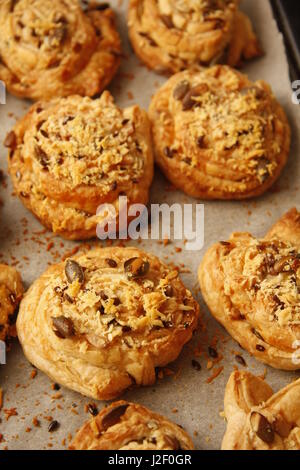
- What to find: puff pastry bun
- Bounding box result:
[128,0,261,74]
[0,264,23,345]
[199,209,300,370]
[222,371,300,450]
[17,247,199,400]
[0,0,121,100]
[149,66,290,200]
[70,400,195,450]
[7,91,154,240]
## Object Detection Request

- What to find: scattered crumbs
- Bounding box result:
[206,367,224,384]
[47,242,54,251]
[61,246,80,261]
[172,408,178,414]
[51,393,62,400]
[219,410,225,419]
[44,416,53,422]
[4,407,18,420]
[32,417,40,427]
[30,369,37,379]
[163,237,170,246]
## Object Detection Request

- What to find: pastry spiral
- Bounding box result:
[0,0,121,100]
[7,91,154,240]
[199,209,300,370]
[128,0,261,74]
[149,66,290,200]
[70,400,195,450]
[222,371,300,450]
[0,264,24,345]
[17,247,199,400]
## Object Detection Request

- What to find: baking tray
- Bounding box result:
[271,0,300,80]
[0,0,300,451]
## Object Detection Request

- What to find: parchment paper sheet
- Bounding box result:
[0,0,299,450]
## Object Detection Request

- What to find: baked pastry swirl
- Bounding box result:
[7,91,154,240]
[222,371,300,450]
[199,209,300,370]
[70,400,195,450]
[0,0,121,100]
[128,0,261,74]
[17,247,199,399]
[149,66,290,199]
[0,264,24,345]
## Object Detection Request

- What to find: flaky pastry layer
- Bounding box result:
[17,247,199,399]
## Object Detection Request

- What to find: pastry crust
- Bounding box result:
[128,0,261,74]
[198,209,300,370]
[70,400,195,450]
[0,264,24,344]
[149,66,290,200]
[7,91,154,240]
[17,247,199,400]
[222,371,300,450]
[0,0,121,100]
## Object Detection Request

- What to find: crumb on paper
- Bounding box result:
[4,407,18,420]
[206,367,224,384]
[32,417,40,427]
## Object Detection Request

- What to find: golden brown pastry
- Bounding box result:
[198,208,300,370]
[0,264,24,345]
[6,91,154,240]
[222,371,300,450]
[70,400,195,450]
[17,247,199,399]
[128,0,261,75]
[0,0,121,100]
[149,66,290,200]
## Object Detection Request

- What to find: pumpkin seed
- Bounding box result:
[65,259,84,285]
[101,404,129,431]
